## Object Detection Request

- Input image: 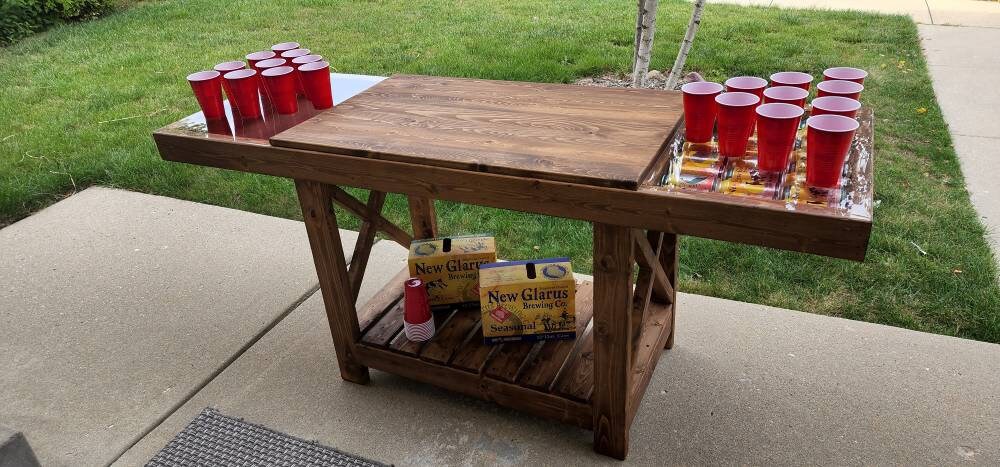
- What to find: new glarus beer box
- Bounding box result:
[478,258,576,345]
[408,235,496,307]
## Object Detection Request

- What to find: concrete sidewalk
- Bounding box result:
[919,24,1000,254]
[3,187,999,466]
[711,0,1000,26]
[0,187,343,465]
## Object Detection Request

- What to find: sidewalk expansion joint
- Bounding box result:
[104,281,322,466]
[105,234,378,466]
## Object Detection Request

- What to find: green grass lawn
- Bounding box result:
[2,0,998,343]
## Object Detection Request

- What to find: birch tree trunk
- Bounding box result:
[632,0,644,68]
[665,0,706,90]
[632,0,659,88]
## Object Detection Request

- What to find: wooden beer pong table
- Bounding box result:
[154,74,874,459]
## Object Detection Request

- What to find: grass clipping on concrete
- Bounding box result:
[1,0,998,342]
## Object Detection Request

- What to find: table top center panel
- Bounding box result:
[269,74,683,190]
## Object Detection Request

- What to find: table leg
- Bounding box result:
[591,222,634,460]
[295,180,370,384]
[407,196,438,239]
[658,233,679,349]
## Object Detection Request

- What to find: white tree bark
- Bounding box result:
[632,0,659,88]
[632,0,644,68]
[665,0,706,90]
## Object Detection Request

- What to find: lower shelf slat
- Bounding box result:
[420,310,480,364]
[518,283,596,391]
[483,341,537,382]
[450,324,496,373]
[552,320,596,402]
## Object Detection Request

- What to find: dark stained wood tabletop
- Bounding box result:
[269,74,684,190]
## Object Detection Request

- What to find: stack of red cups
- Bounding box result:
[403,278,435,342]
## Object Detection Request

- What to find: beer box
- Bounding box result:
[408,235,496,307]
[478,258,576,345]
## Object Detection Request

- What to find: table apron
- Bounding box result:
[153,133,871,261]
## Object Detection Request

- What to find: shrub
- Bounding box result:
[1,0,113,46]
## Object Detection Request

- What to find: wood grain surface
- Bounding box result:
[270,75,683,190]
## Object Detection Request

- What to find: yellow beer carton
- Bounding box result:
[408,235,496,307]
[478,258,576,345]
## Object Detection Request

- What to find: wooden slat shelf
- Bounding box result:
[351,269,675,429]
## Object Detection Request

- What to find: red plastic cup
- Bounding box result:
[279,49,310,95]
[403,277,434,342]
[261,66,298,114]
[726,76,768,132]
[245,50,276,69]
[763,86,809,108]
[187,70,225,120]
[290,54,323,97]
[252,58,287,74]
[214,61,245,100]
[280,48,311,60]
[271,41,300,56]
[222,69,261,119]
[755,103,804,172]
[213,60,245,74]
[811,96,861,118]
[681,81,724,144]
[291,54,323,66]
[725,76,768,100]
[806,115,859,188]
[715,92,760,157]
[823,67,867,84]
[769,71,814,91]
[816,80,864,100]
[299,60,333,110]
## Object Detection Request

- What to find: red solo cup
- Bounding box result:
[280,48,311,60]
[725,76,768,100]
[726,76,767,132]
[213,60,245,74]
[214,61,245,100]
[271,41,300,55]
[252,58,287,74]
[806,115,859,188]
[281,49,311,95]
[261,66,298,114]
[823,67,867,84]
[291,54,323,66]
[299,60,333,110]
[816,80,863,100]
[681,81,724,144]
[222,69,261,119]
[403,277,434,342]
[245,50,276,69]
[811,96,861,118]
[755,103,804,172]
[769,71,813,91]
[187,70,225,120]
[763,86,809,108]
[291,56,323,94]
[715,92,760,157]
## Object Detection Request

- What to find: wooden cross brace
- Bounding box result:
[325,186,437,302]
